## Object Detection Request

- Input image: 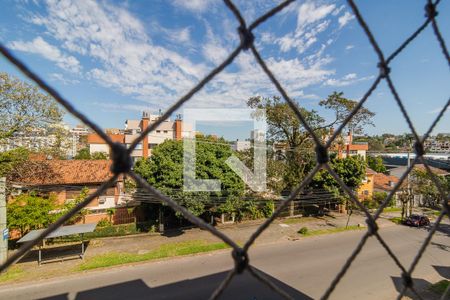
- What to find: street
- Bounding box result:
[0,223,448,300]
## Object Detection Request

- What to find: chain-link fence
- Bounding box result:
[0,0,449,299]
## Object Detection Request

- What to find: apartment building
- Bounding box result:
[87,111,193,162]
[0,123,73,157]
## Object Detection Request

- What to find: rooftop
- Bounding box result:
[11,160,113,185]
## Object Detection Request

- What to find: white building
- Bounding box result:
[231,140,251,152]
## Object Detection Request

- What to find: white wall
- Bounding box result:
[90,144,109,155]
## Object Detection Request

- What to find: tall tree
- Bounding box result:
[319,91,375,134]
[247,96,324,191]
[0,72,63,139]
[247,94,374,191]
[134,138,244,217]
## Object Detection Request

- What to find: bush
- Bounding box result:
[97,218,112,227]
[298,227,308,235]
[261,200,275,218]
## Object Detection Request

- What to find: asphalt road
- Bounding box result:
[0,223,449,300]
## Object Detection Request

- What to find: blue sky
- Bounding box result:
[0,0,449,140]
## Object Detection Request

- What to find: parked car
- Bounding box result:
[403,215,430,227]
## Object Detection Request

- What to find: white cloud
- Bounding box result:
[275,2,335,54]
[345,44,354,50]
[296,2,335,30]
[343,73,357,80]
[338,11,354,28]
[172,0,213,13]
[21,0,342,111]
[8,36,81,73]
[49,73,80,85]
[28,0,208,106]
[201,23,230,65]
[93,102,152,113]
[324,73,374,87]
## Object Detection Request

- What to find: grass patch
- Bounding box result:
[431,210,442,217]
[298,225,364,236]
[0,266,24,283]
[78,240,229,271]
[389,217,403,225]
[429,280,449,295]
[382,207,402,213]
[283,217,321,224]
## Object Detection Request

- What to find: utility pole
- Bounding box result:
[0,177,7,265]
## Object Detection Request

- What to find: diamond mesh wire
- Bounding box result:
[0,0,449,299]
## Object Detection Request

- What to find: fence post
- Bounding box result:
[289,201,294,217]
[0,177,7,265]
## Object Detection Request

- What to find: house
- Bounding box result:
[324,129,369,160]
[9,160,140,225]
[357,167,376,200]
[373,173,400,193]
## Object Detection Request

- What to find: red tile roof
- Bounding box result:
[12,160,113,185]
[374,173,400,192]
[87,134,124,144]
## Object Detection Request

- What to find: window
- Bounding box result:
[156,130,161,133]
[163,130,168,134]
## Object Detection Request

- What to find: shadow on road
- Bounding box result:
[391,276,432,299]
[38,267,312,300]
[161,228,184,237]
[433,265,450,279]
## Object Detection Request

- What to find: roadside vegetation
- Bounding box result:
[389,217,403,225]
[297,225,364,237]
[0,266,23,283]
[78,240,230,271]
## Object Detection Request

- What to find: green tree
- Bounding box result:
[0,72,63,139]
[7,193,58,235]
[367,156,387,173]
[0,147,29,178]
[247,93,374,191]
[134,138,244,217]
[311,156,366,192]
[319,91,375,134]
[74,148,91,159]
[311,155,366,226]
[247,96,324,191]
[410,168,447,208]
[74,148,108,160]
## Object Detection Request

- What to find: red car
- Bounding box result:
[403,215,430,227]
